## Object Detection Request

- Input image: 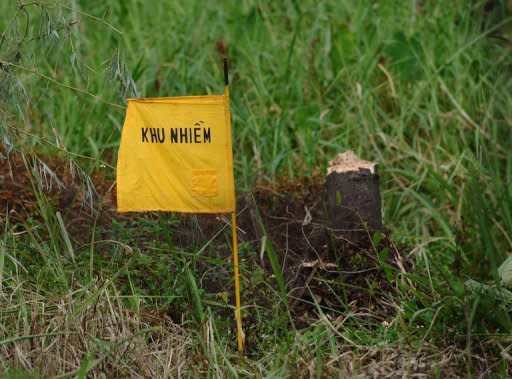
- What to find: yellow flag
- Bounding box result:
[117,95,235,213]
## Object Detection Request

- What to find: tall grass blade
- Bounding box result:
[262,235,292,321]
[184,264,204,323]
[56,211,76,265]
[250,194,293,321]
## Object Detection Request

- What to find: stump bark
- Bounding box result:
[326,151,382,236]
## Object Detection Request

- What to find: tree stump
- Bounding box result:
[326,151,382,240]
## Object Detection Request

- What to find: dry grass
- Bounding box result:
[336,346,468,378]
[0,289,475,378]
[0,284,193,378]
[0,283,505,377]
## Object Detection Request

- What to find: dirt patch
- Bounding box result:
[236,176,408,324]
[0,150,113,223]
[0,154,39,215]
[0,151,409,327]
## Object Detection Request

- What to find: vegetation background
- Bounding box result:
[0,0,511,377]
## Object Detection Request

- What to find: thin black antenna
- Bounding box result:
[223,58,229,86]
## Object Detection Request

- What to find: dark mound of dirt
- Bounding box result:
[1,151,409,328]
[0,151,113,223]
[236,176,408,325]
[166,175,409,330]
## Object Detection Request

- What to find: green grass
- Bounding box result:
[1,0,512,377]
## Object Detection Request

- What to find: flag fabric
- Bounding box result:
[117,95,235,213]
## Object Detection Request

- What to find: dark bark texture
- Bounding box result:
[326,168,382,232]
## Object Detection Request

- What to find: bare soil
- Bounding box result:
[0,151,409,329]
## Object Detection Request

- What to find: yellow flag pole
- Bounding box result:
[224,58,244,351]
[230,212,244,351]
